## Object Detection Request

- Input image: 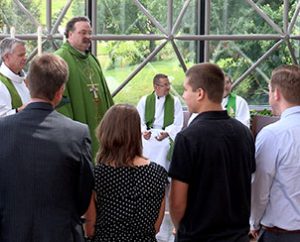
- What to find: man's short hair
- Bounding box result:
[186,63,225,103]
[271,64,300,104]
[0,37,25,60]
[153,74,168,85]
[65,16,90,38]
[27,53,69,101]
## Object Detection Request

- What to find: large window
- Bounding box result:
[1,0,300,106]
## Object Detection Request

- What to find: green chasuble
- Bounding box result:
[55,42,114,159]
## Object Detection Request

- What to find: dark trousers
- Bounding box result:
[259,230,300,242]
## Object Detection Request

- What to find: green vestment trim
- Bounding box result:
[145,92,174,130]
[0,73,22,109]
[145,92,175,161]
[226,93,236,118]
[55,42,114,159]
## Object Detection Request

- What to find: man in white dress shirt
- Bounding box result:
[250,65,300,241]
[137,74,183,171]
[0,38,30,116]
[188,75,250,127]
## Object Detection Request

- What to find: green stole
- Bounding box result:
[226,93,236,118]
[145,92,175,160]
[0,73,22,109]
[55,42,114,159]
[145,92,174,130]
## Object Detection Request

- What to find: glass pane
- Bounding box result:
[97,0,163,35]
[174,0,197,35]
[97,41,186,105]
[2,0,41,34]
[210,0,278,34]
[208,39,287,105]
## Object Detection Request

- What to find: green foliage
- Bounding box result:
[212,0,299,105]
[250,108,273,117]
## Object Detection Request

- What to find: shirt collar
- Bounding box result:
[0,62,26,84]
[281,106,300,119]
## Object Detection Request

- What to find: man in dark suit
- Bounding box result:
[0,53,94,242]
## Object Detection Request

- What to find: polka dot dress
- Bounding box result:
[92,161,168,242]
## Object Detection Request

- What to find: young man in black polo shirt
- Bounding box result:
[169,63,255,242]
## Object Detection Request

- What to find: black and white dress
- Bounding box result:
[92,162,168,242]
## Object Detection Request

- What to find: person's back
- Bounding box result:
[0,53,94,242]
[84,104,168,241]
[250,65,300,241]
[169,63,255,242]
[93,162,167,241]
[0,108,92,241]
[174,114,254,241]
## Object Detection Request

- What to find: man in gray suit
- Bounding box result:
[0,53,94,242]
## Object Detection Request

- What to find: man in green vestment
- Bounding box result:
[136,74,183,171]
[55,16,114,158]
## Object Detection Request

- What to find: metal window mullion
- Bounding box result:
[171,39,187,72]
[133,0,167,35]
[13,0,39,28]
[204,0,210,62]
[287,1,300,34]
[245,0,283,35]
[50,0,73,35]
[283,0,289,33]
[175,34,282,41]
[232,39,284,88]
[111,40,168,96]
[168,0,173,34]
[286,39,298,65]
[91,0,97,55]
[171,0,191,35]
[46,0,52,32]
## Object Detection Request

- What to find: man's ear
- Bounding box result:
[54,85,65,102]
[197,87,205,101]
[273,87,281,101]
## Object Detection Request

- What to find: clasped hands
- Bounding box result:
[142,130,169,141]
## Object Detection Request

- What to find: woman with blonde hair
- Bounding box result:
[84,104,168,241]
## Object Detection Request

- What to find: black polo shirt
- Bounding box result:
[169,111,255,242]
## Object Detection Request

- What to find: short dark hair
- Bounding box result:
[271,64,300,104]
[96,104,143,167]
[185,63,225,103]
[65,16,90,38]
[27,53,68,100]
[153,73,168,85]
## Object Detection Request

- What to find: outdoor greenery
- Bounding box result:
[211,0,299,105]
[1,1,299,106]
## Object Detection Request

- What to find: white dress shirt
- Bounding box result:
[0,63,30,116]
[250,106,300,230]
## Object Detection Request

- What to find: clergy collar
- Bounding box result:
[64,41,89,59]
[155,93,166,100]
[0,62,26,84]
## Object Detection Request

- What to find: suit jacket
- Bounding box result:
[0,102,94,242]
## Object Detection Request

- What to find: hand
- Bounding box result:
[249,229,260,240]
[143,130,151,140]
[17,103,27,112]
[155,131,169,141]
